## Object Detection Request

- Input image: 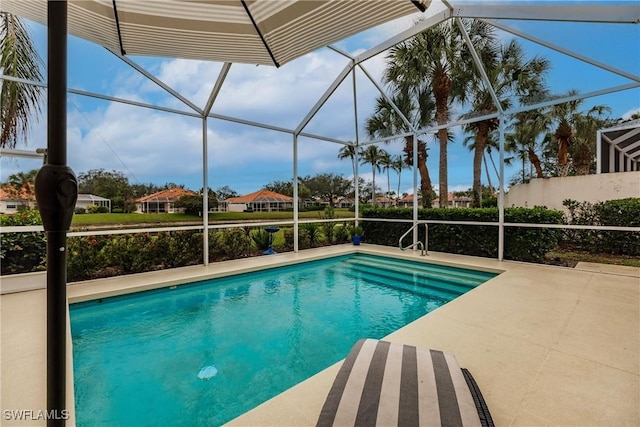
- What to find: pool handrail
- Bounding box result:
[399,222,428,256]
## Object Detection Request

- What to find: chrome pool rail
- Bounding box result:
[399,222,428,256]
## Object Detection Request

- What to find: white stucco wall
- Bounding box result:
[505,171,640,212]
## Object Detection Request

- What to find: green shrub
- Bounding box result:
[361,206,563,262]
[219,228,251,259]
[0,210,46,274]
[334,222,350,244]
[96,206,109,213]
[111,208,123,213]
[563,198,640,255]
[67,235,110,281]
[75,207,86,214]
[251,229,271,251]
[300,222,322,248]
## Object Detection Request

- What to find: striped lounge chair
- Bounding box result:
[317,339,494,427]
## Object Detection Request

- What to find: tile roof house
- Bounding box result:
[433,193,473,208]
[225,190,293,212]
[0,185,36,213]
[134,187,196,213]
[398,194,421,208]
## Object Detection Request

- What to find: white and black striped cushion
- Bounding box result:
[317,339,493,427]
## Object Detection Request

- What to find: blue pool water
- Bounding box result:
[70,254,496,426]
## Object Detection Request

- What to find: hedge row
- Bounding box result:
[563,198,640,255]
[360,206,564,262]
[0,211,353,280]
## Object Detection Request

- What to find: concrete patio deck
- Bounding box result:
[1,245,638,426]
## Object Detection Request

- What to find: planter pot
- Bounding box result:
[351,235,362,246]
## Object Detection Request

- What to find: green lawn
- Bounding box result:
[71,209,354,227]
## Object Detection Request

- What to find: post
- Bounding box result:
[412,133,418,250]
[293,134,299,252]
[202,117,209,265]
[498,117,505,261]
[35,2,77,426]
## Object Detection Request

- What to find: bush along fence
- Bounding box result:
[2,200,637,280]
[0,210,353,281]
[360,206,565,263]
[562,198,640,256]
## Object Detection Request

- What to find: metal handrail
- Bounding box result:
[399,222,428,256]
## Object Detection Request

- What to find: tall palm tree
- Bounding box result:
[571,105,612,175]
[550,94,611,176]
[337,143,358,198]
[380,150,393,199]
[359,145,386,206]
[391,154,407,205]
[463,38,550,207]
[506,109,551,179]
[365,91,435,207]
[1,13,44,148]
[383,19,495,208]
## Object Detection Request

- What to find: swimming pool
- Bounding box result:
[70,253,496,426]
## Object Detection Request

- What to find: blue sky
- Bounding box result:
[2,1,639,197]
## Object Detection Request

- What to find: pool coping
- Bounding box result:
[2,244,638,426]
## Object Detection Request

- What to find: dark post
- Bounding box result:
[35,2,77,426]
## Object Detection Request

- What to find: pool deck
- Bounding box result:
[1,244,638,426]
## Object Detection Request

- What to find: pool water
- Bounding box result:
[70,254,496,426]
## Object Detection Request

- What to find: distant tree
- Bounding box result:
[263,180,294,196]
[129,183,163,198]
[175,192,217,216]
[4,169,37,208]
[359,145,387,205]
[215,186,238,201]
[1,13,44,148]
[391,155,407,205]
[338,144,358,196]
[301,173,352,207]
[77,169,131,211]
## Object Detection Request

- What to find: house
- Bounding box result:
[0,185,36,213]
[334,197,355,208]
[371,196,395,207]
[433,193,473,208]
[76,194,111,212]
[398,194,421,208]
[225,189,293,212]
[135,187,196,213]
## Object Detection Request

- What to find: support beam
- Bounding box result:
[202,117,209,266]
[293,134,299,253]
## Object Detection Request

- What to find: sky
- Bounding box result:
[1,0,639,198]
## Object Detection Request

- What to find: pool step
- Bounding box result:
[343,257,488,290]
[342,263,469,299]
[356,255,496,284]
[336,268,456,301]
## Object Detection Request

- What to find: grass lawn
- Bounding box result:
[71,209,354,227]
[544,249,640,268]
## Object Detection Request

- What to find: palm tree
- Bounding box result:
[6,169,37,208]
[365,91,435,208]
[463,38,550,207]
[549,94,611,176]
[572,105,612,175]
[391,155,407,205]
[380,150,393,200]
[359,145,386,206]
[337,143,358,200]
[383,20,496,208]
[1,13,44,148]
[506,109,551,179]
